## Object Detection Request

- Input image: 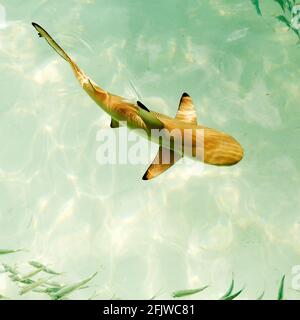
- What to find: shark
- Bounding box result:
[32,22,244,180]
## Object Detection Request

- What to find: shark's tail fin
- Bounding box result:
[32,22,91,88]
[32,22,70,62]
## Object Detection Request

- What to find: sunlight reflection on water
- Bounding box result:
[0,0,300,300]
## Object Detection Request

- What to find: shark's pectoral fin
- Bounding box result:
[175,92,198,125]
[110,118,120,128]
[142,146,182,180]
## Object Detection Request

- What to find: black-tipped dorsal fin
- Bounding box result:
[142,146,181,180]
[175,92,197,125]
[137,100,150,112]
[110,118,120,128]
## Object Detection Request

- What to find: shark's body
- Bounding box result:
[32,23,243,180]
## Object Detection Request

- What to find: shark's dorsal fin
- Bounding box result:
[175,92,197,125]
[110,118,120,128]
[142,146,181,180]
[137,100,150,112]
[137,106,164,130]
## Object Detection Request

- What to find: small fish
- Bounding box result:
[2,263,19,275]
[19,279,49,295]
[0,249,22,255]
[172,285,208,298]
[277,275,285,300]
[50,272,97,300]
[29,261,61,275]
[10,274,34,285]
[33,286,65,295]
[45,281,64,288]
[19,277,52,295]
[20,268,43,280]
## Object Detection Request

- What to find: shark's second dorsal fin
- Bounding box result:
[142,146,181,180]
[175,92,197,125]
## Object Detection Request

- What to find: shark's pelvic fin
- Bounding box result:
[175,92,198,125]
[142,146,181,180]
[110,118,120,128]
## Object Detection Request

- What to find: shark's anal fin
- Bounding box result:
[175,92,198,125]
[110,118,120,128]
[142,146,182,180]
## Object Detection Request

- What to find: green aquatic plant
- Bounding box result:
[222,288,244,300]
[219,278,244,300]
[220,278,234,299]
[277,1,299,38]
[275,0,288,12]
[172,285,209,298]
[251,0,262,16]
[277,275,285,300]
[251,0,300,39]
[275,2,300,40]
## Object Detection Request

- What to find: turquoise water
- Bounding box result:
[0,0,300,299]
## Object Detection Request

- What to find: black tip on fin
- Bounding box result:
[32,23,42,37]
[182,92,190,98]
[32,22,40,29]
[110,118,120,128]
[137,101,150,112]
[142,172,149,180]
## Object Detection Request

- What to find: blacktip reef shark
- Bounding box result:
[32,22,244,180]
